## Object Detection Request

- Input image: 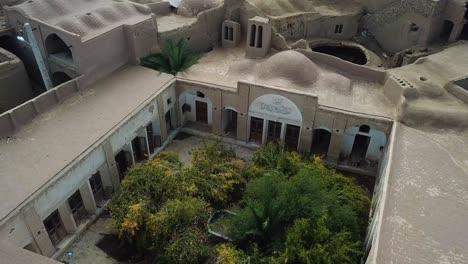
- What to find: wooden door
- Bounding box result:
[196,101,208,124]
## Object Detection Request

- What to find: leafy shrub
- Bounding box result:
[212,244,250,264]
[252,143,303,177]
[141,39,202,75]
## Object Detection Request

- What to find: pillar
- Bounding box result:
[79,182,97,214]
[236,113,249,142]
[22,207,56,257]
[157,96,168,143]
[298,127,313,153]
[57,203,77,234]
[326,117,347,163]
[103,140,121,191]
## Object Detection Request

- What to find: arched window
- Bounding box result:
[250,25,256,47]
[359,125,370,133]
[257,26,263,48]
[196,91,205,98]
[45,34,73,63]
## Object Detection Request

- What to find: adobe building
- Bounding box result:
[0,0,467,263]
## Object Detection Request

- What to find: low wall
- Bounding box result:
[0,76,83,138]
[296,49,387,84]
[447,79,468,105]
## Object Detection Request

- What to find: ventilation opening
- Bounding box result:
[359,125,370,133]
[257,26,263,48]
[440,20,454,42]
[311,44,367,65]
[334,24,343,34]
[250,24,256,47]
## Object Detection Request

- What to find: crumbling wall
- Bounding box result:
[0,48,33,113]
[158,5,225,52]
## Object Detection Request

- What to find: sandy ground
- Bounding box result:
[164,133,254,166]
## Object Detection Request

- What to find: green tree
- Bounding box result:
[141,39,202,74]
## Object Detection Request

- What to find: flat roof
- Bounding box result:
[0,66,174,221]
[376,124,468,263]
[0,241,61,264]
[178,45,394,118]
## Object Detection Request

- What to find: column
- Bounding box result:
[58,203,77,234]
[261,119,268,145]
[327,132,344,163]
[157,96,168,143]
[212,106,223,136]
[298,127,312,153]
[79,182,97,214]
[22,207,56,257]
[236,113,249,142]
[102,140,121,191]
[280,123,287,144]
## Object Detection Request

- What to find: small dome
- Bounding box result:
[177,0,220,17]
[256,50,319,87]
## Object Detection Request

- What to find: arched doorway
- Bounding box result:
[248,94,302,148]
[440,20,454,42]
[51,71,72,86]
[178,90,213,126]
[45,34,73,63]
[310,128,332,158]
[341,125,387,170]
[222,107,238,138]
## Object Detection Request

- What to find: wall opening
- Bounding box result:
[165,109,174,134]
[68,190,87,226]
[195,100,208,124]
[224,26,229,40]
[334,24,344,34]
[43,210,66,247]
[310,129,332,158]
[440,20,454,42]
[250,25,256,47]
[115,149,132,180]
[311,44,367,65]
[131,136,148,163]
[146,123,156,154]
[257,26,263,48]
[267,120,281,143]
[229,27,234,41]
[196,91,205,98]
[285,124,300,150]
[359,125,370,133]
[459,4,468,40]
[350,134,371,165]
[89,171,105,207]
[250,117,263,143]
[222,108,238,137]
[45,34,73,63]
[51,71,72,87]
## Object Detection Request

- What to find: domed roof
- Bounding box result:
[256,50,319,87]
[177,0,221,17]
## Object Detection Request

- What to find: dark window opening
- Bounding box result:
[165,110,173,134]
[410,23,419,32]
[267,121,282,143]
[229,27,234,41]
[310,129,332,158]
[146,123,155,154]
[68,190,87,225]
[167,98,172,105]
[45,33,73,63]
[311,44,367,65]
[459,5,468,40]
[285,124,300,150]
[224,26,229,40]
[89,171,105,207]
[250,117,263,143]
[43,210,66,247]
[350,134,371,165]
[250,24,256,47]
[182,103,191,113]
[115,150,132,180]
[359,125,371,133]
[335,24,344,34]
[440,20,454,42]
[257,26,263,48]
[131,136,148,163]
[223,109,238,137]
[196,91,205,98]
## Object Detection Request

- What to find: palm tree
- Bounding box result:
[141,39,202,75]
